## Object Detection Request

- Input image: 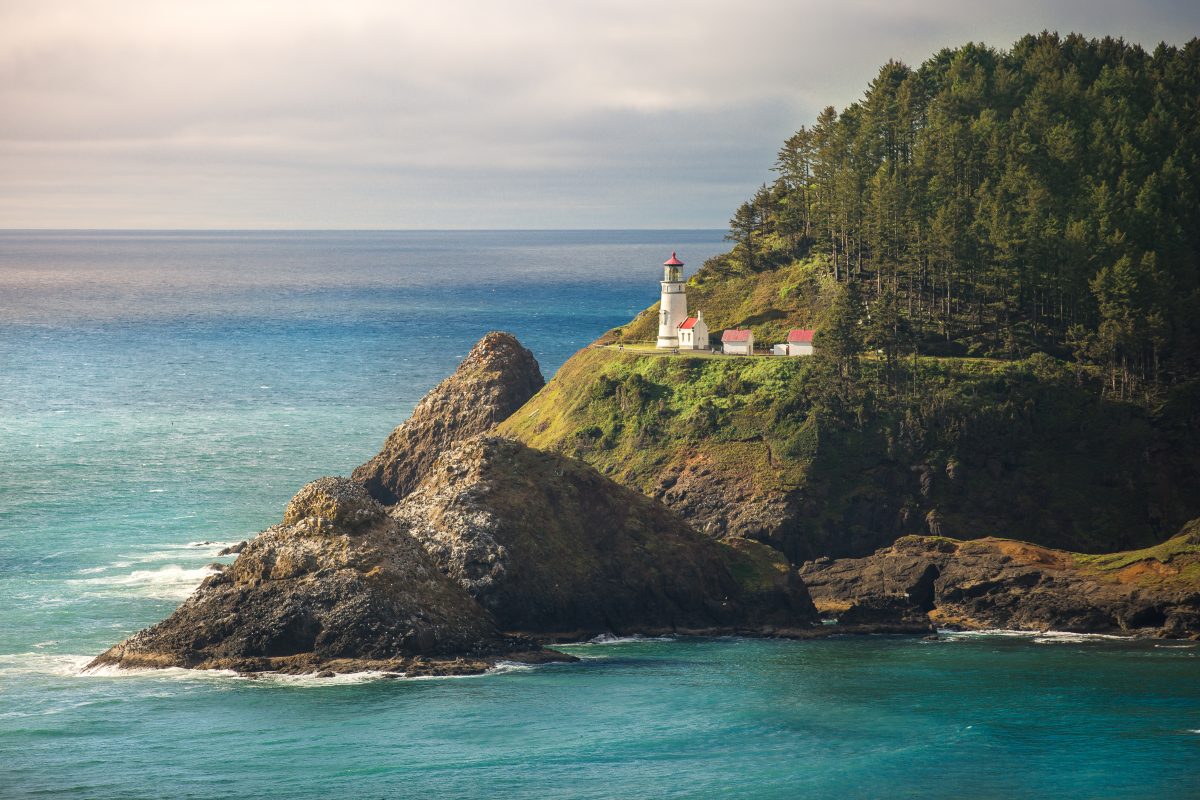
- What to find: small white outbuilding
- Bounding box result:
[721,328,754,355]
[785,329,816,356]
[677,310,710,350]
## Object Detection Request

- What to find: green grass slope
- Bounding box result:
[600,256,831,347]
[501,346,1200,562]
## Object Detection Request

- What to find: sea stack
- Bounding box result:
[87,477,555,675]
[391,435,818,637]
[353,331,545,504]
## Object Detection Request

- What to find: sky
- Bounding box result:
[1,0,1197,229]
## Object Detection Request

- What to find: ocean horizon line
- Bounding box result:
[0,227,726,234]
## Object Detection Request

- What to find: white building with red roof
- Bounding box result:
[721,328,754,356]
[784,328,815,356]
[677,310,709,350]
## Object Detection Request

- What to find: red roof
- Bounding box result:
[722,329,752,343]
[663,252,684,266]
[787,329,815,344]
[678,317,699,330]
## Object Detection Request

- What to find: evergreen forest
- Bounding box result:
[719,32,1200,401]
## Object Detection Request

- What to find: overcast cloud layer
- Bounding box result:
[1,0,1197,229]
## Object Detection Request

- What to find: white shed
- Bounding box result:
[721,328,754,356]
[677,310,710,350]
[786,329,815,356]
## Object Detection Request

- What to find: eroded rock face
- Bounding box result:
[87,478,539,674]
[392,435,817,636]
[353,332,545,505]
[800,525,1200,637]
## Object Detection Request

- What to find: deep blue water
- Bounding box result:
[1,231,1198,799]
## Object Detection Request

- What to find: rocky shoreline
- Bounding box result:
[91,334,819,676]
[90,332,1200,677]
[801,529,1200,638]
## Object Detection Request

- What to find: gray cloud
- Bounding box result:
[1,0,1197,228]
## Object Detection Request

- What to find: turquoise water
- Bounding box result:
[2,232,1198,798]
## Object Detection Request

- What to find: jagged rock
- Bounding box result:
[88,477,552,674]
[217,541,246,556]
[353,332,544,505]
[800,521,1200,636]
[283,476,384,528]
[392,435,817,637]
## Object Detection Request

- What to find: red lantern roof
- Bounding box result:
[663,252,684,266]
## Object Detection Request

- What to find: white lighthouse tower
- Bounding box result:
[656,252,689,349]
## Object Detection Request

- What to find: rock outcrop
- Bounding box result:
[353,332,544,505]
[501,346,1200,565]
[88,478,557,675]
[800,522,1200,637]
[392,435,818,637]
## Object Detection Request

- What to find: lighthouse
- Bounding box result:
[656,252,689,348]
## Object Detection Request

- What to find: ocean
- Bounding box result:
[1,230,1197,799]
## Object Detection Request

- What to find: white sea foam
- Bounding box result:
[73,661,541,686]
[1032,631,1127,644]
[69,564,217,600]
[582,633,676,645]
[938,629,1128,643]
[78,662,242,682]
[0,652,93,678]
[938,628,1039,638]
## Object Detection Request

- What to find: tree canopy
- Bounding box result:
[719,32,1200,400]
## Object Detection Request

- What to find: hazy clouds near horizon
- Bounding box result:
[2,0,1197,229]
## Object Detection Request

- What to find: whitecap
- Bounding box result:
[78,662,241,682]
[146,488,166,493]
[1032,631,1127,644]
[938,629,1127,643]
[580,633,676,645]
[68,564,217,600]
[938,628,1039,638]
[0,652,93,678]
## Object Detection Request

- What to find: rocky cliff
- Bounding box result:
[799,521,1200,636]
[88,477,556,675]
[501,346,1200,563]
[92,332,825,675]
[353,331,544,505]
[392,435,817,638]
